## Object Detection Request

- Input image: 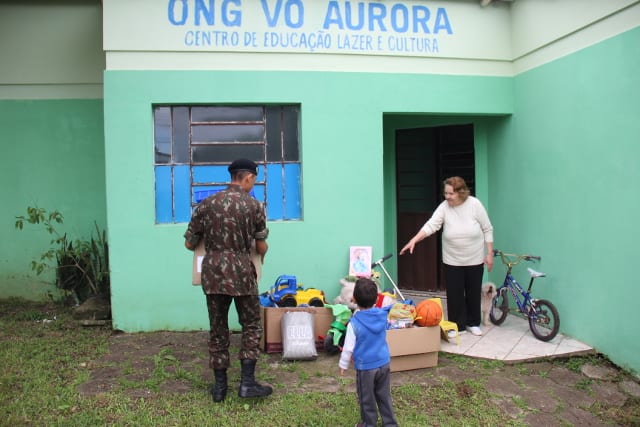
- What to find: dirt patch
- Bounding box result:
[78,331,211,396]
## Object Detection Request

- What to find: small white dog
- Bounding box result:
[481,282,498,326]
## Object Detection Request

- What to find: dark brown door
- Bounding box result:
[395,124,475,292]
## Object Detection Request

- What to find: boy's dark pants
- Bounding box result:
[356,363,398,427]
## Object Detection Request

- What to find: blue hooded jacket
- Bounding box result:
[349,307,391,370]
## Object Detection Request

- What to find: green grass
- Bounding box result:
[554,354,605,373]
[1,297,639,427]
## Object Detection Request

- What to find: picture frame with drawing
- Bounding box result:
[349,246,372,277]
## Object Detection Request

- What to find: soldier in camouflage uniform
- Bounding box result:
[184,158,272,402]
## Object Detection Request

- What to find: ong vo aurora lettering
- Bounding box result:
[167,0,454,35]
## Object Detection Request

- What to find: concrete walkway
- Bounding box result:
[440,315,595,361]
[401,290,594,362]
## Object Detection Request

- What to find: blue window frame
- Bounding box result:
[153,105,301,223]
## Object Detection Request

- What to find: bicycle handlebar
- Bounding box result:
[371,253,393,267]
[493,249,541,265]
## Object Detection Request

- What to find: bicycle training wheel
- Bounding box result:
[490,288,509,325]
[528,299,560,342]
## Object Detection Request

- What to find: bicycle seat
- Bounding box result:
[527,268,546,278]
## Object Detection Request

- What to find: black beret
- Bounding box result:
[228,158,257,175]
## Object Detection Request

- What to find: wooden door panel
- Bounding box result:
[397,212,438,291]
[395,124,473,293]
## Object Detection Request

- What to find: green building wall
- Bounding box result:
[488,26,640,373]
[103,70,511,333]
[2,99,106,300]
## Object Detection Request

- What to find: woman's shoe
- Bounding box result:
[468,326,483,336]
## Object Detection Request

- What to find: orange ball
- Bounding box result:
[415,299,443,327]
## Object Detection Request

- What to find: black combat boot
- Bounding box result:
[238,359,272,398]
[211,369,228,402]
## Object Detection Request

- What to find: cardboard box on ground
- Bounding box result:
[260,306,440,372]
[386,326,440,372]
[260,306,334,354]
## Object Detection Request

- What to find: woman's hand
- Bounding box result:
[484,253,494,272]
[400,240,415,255]
[400,230,427,255]
[485,243,494,272]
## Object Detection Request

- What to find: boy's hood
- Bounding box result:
[353,307,388,333]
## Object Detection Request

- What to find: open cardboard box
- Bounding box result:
[386,326,440,372]
[260,306,334,353]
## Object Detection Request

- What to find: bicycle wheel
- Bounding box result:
[528,299,560,342]
[490,288,509,325]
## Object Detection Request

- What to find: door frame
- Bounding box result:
[382,115,491,293]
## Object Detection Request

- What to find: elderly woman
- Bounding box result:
[400,177,494,337]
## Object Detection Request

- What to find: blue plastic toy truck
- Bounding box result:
[269,275,325,307]
[269,275,298,307]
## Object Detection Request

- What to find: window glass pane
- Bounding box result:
[192,165,229,183]
[192,186,226,204]
[265,107,282,161]
[155,166,173,223]
[192,124,264,143]
[192,106,263,122]
[266,164,283,221]
[252,184,265,203]
[154,107,171,164]
[192,186,262,205]
[174,165,191,222]
[283,106,299,161]
[173,107,190,164]
[192,145,264,163]
[284,163,301,219]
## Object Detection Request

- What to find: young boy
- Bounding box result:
[339,278,398,427]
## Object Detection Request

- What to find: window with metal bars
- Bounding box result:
[153,105,301,223]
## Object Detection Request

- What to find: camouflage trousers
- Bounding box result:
[204,293,262,370]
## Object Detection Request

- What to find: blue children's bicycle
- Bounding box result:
[490,249,560,342]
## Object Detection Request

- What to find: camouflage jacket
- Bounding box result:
[184,184,268,295]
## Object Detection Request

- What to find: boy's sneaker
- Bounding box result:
[468,326,483,336]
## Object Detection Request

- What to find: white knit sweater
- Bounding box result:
[420,196,493,266]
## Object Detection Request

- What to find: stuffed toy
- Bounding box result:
[333,278,358,310]
[334,275,387,310]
